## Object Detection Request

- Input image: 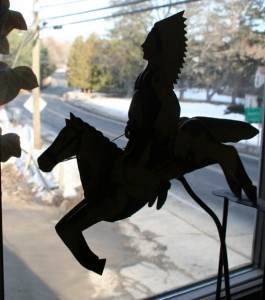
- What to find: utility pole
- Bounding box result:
[32,0,41,149]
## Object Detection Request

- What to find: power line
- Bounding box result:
[40,0,90,8]
[43,0,202,28]
[40,0,150,21]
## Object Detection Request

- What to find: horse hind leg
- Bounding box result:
[233,148,257,201]
[220,165,243,198]
[217,144,257,201]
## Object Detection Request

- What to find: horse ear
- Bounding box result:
[70,112,76,119]
[65,118,70,125]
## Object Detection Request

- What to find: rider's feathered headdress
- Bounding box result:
[152,10,187,82]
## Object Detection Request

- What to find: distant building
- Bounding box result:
[254,67,265,107]
[255,67,265,89]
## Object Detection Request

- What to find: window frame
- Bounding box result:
[145,94,265,299]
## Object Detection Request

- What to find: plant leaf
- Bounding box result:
[0,0,10,12]
[0,132,21,162]
[13,66,39,89]
[0,10,27,37]
[8,10,27,31]
[0,63,39,105]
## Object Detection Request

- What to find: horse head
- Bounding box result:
[38,113,84,172]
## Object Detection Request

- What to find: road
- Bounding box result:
[3,71,260,299]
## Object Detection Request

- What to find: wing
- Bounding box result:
[193,116,259,143]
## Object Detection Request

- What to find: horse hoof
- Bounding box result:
[233,187,242,199]
[245,185,257,203]
[93,259,106,275]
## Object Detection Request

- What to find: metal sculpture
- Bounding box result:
[38,112,258,275]
[38,11,258,275]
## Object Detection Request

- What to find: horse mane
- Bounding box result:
[82,121,123,155]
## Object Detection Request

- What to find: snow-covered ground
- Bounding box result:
[175,88,244,103]
[67,92,261,146]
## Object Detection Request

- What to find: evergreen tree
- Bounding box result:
[40,47,56,84]
[67,34,114,93]
[67,36,90,92]
[85,34,113,92]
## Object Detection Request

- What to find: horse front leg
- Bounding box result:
[55,199,106,275]
[55,188,128,275]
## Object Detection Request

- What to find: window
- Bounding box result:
[3,1,264,299]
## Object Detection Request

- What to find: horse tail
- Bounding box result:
[188,116,259,143]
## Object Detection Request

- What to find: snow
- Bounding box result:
[175,88,244,104]
[69,89,247,121]
[72,92,260,145]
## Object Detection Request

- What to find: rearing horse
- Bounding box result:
[38,112,258,275]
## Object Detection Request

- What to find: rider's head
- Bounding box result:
[142,11,187,83]
[141,30,159,61]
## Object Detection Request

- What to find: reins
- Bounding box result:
[111,133,125,142]
[62,155,77,162]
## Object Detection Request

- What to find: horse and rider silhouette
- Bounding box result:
[38,11,258,275]
[37,111,258,275]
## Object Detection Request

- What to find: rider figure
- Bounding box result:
[124,11,187,209]
[53,12,188,277]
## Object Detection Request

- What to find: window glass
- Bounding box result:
[2,1,263,299]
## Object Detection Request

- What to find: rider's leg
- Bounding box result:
[147,138,173,210]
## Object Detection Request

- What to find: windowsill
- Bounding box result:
[145,266,263,300]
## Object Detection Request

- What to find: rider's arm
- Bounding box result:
[151,71,180,140]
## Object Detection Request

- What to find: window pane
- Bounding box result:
[3,0,264,299]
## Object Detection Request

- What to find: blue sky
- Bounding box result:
[10,0,112,41]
